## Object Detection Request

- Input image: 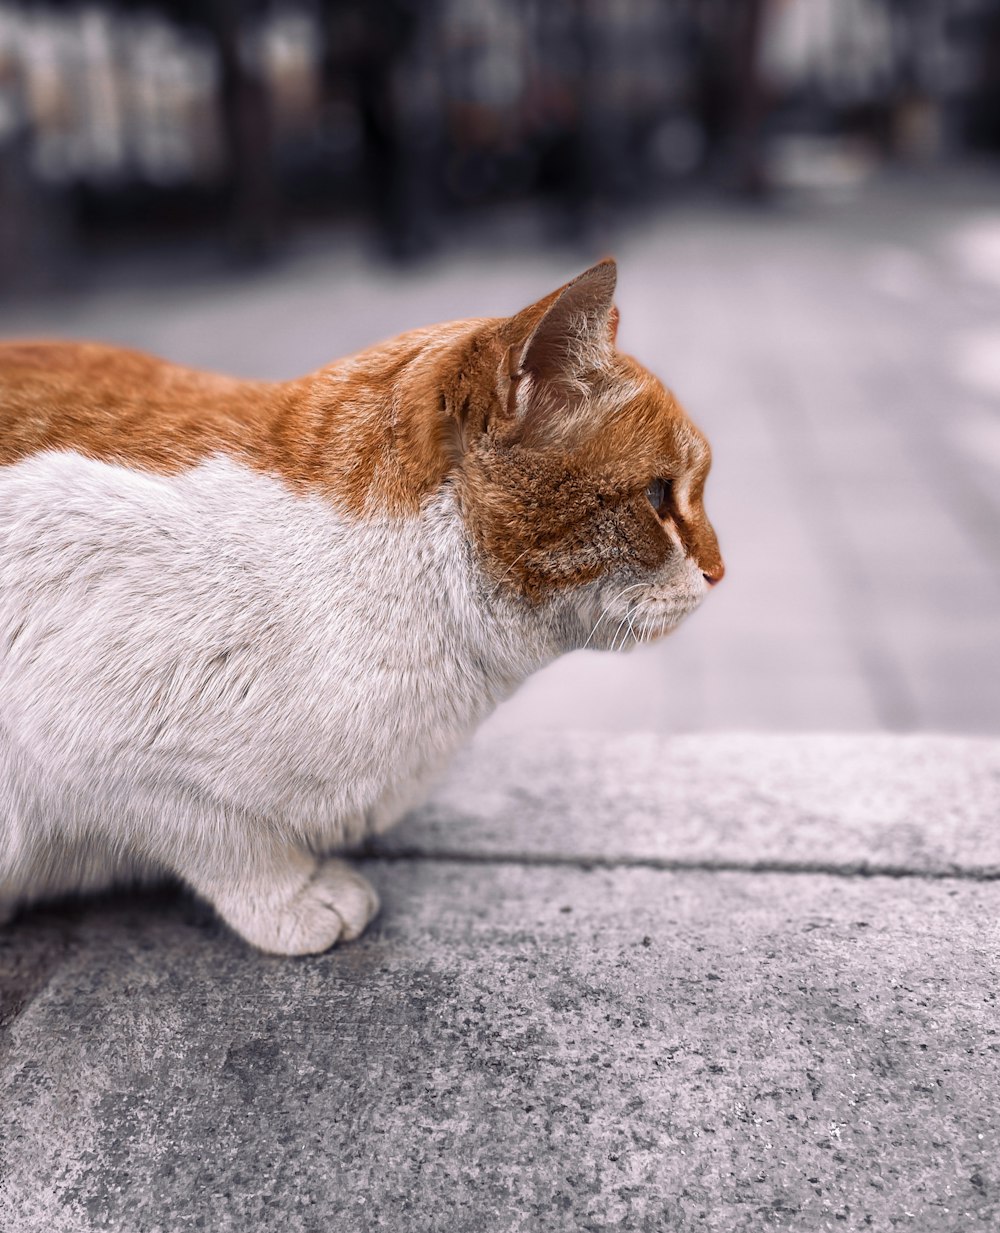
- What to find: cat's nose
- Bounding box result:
[702,564,724,586]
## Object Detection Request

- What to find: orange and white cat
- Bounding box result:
[0,260,722,954]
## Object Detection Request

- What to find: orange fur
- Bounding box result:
[0,332,462,516]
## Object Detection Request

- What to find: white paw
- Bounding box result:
[308,857,380,943]
[249,859,379,956]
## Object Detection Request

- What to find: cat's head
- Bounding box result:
[445,259,723,651]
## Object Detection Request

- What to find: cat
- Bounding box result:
[0,259,723,954]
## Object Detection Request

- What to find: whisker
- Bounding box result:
[611,600,642,652]
[581,583,647,650]
[579,581,641,651]
[626,607,640,648]
[608,609,633,653]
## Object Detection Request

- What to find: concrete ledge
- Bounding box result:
[376,733,1000,874]
[2,734,999,1232]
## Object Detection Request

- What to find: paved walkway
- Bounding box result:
[2,733,999,1232]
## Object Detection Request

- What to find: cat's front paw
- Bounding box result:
[308,857,381,943]
[221,858,380,956]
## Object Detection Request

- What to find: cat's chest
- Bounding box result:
[0,452,525,813]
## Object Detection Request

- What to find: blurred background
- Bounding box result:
[1,0,999,736]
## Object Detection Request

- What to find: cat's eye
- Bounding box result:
[646,477,673,519]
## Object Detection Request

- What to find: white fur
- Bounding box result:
[0,452,559,952]
[0,449,707,953]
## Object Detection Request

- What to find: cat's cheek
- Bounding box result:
[663,556,711,609]
[575,555,709,650]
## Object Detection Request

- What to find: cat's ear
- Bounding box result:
[498,259,618,441]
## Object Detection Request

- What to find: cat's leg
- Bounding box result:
[177,844,379,956]
[0,836,161,923]
[0,753,162,921]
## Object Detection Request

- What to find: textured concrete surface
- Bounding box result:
[2,734,999,1232]
[381,732,1000,874]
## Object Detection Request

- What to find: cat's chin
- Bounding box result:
[575,598,703,652]
[577,560,713,652]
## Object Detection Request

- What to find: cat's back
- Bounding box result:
[0,340,276,471]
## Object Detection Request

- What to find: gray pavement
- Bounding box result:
[381,731,1000,874]
[2,733,999,1233]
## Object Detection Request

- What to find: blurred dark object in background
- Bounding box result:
[1,0,999,288]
